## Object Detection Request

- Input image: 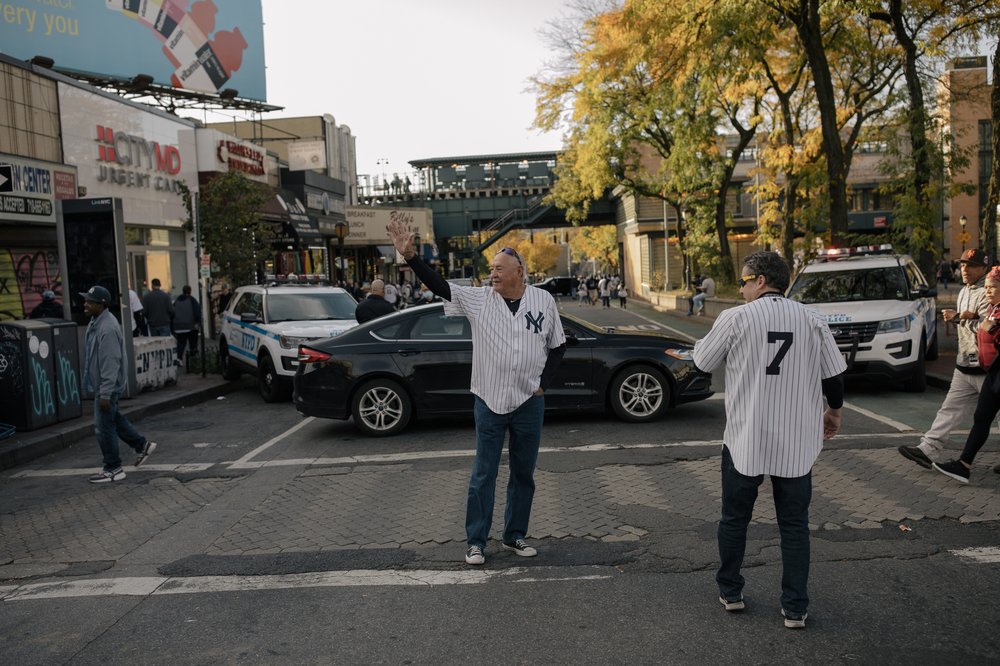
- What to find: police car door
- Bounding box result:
[903,262,935,350]
[230,292,263,366]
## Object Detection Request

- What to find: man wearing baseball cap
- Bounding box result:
[899,248,994,471]
[80,285,157,483]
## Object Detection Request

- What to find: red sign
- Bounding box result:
[53,171,77,200]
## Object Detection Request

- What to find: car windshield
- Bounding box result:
[266,292,358,322]
[788,268,909,304]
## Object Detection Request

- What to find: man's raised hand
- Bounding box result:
[386,220,414,259]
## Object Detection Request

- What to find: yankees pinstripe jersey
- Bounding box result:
[692,294,847,477]
[444,284,566,414]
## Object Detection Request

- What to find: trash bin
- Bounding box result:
[0,320,59,431]
[40,318,83,423]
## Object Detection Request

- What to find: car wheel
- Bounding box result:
[609,365,671,422]
[903,335,927,393]
[926,328,939,361]
[351,378,412,436]
[257,354,290,402]
[219,338,241,381]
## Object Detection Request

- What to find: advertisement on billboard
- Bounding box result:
[287,140,327,172]
[0,0,267,101]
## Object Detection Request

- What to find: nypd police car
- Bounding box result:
[219,283,359,401]
[787,246,937,392]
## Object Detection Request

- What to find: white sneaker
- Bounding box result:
[135,441,157,467]
[501,539,537,557]
[89,468,125,483]
[465,545,485,565]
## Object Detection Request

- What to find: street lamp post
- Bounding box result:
[376,158,389,196]
[960,215,968,254]
[334,221,348,284]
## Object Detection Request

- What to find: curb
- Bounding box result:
[0,379,246,472]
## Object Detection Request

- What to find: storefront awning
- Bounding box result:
[287,214,324,246]
[376,245,397,261]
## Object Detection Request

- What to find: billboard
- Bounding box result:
[0,0,267,101]
[345,207,434,246]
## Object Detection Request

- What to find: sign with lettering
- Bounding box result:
[0,154,77,224]
[194,129,269,183]
[344,207,434,245]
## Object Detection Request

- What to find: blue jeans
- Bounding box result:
[717,446,812,615]
[94,392,147,471]
[149,326,172,337]
[466,394,544,548]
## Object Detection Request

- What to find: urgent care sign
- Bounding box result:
[58,82,198,227]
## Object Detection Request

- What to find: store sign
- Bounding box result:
[0,155,77,224]
[306,191,345,215]
[94,124,185,193]
[345,206,433,245]
[194,129,268,183]
[287,140,327,171]
[59,83,198,226]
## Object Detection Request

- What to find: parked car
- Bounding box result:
[786,245,937,392]
[534,276,577,296]
[219,283,359,402]
[293,303,713,436]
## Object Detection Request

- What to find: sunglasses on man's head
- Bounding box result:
[498,247,523,265]
[738,274,758,288]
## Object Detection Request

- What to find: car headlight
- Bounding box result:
[877,317,910,334]
[280,335,313,349]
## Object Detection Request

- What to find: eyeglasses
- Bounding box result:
[498,247,523,265]
[738,274,758,288]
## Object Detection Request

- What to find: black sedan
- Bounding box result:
[293,303,713,436]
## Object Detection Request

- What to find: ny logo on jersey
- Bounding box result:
[524,310,544,334]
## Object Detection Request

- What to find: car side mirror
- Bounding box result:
[915,287,937,298]
[563,328,579,346]
[240,312,262,323]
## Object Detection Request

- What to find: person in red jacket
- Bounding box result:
[934,266,1000,483]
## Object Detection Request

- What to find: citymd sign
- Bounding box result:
[94,125,185,193]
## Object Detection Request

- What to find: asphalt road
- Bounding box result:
[2,298,999,665]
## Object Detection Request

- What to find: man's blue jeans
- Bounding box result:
[94,392,147,471]
[716,446,812,615]
[466,394,544,548]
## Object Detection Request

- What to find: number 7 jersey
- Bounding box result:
[692,294,847,477]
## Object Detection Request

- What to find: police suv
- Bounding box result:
[219,283,359,401]
[786,245,937,392]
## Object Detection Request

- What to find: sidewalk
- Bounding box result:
[0,371,245,471]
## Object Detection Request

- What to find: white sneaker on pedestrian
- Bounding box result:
[135,441,157,467]
[465,545,485,565]
[89,468,125,483]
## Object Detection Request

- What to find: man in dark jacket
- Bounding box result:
[172,285,201,366]
[355,279,395,324]
[141,278,173,336]
[29,290,63,318]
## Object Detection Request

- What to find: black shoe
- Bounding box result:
[898,445,933,469]
[501,539,537,557]
[89,468,125,483]
[782,608,807,629]
[719,595,745,612]
[135,440,157,467]
[932,459,970,484]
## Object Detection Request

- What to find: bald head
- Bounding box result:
[370,279,386,296]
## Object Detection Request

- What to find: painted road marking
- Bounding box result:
[949,547,1000,563]
[842,400,915,432]
[8,463,215,479]
[1,567,613,602]
[232,416,315,465]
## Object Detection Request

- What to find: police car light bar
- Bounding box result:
[816,244,894,261]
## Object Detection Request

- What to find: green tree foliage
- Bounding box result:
[197,171,270,287]
[570,225,619,273]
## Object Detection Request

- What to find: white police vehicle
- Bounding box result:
[219,282,359,401]
[787,245,937,392]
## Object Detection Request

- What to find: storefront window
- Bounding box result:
[125,225,189,297]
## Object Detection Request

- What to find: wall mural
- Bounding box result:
[0,248,62,321]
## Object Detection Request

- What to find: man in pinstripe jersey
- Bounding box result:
[688,251,846,629]
[387,220,567,566]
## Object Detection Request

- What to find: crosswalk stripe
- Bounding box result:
[949,546,1000,563]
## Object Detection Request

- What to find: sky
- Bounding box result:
[222,0,575,184]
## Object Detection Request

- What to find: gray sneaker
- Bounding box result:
[89,468,125,484]
[135,440,157,467]
[782,608,808,629]
[465,545,485,565]
[501,539,537,557]
[719,595,745,612]
[898,445,932,469]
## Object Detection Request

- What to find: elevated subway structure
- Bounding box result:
[358,151,615,277]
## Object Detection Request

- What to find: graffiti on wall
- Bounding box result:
[0,248,62,321]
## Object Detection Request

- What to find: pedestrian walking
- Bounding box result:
[29,290,63,318]
[599,278,611,309]
[618,283,628,309]
[684,251,846,629]
[355,279,396,324]
[938,257,953,290]
[384,280,399,309]
[128,288,147,336]
[932,265,1000,483]
[577,280,589,306]
[586,275,598,305]
[80,285,157,483]
[899,249,991,470]
[141,278,174,336]
[172,285,201,367]
[387,219,566,566]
